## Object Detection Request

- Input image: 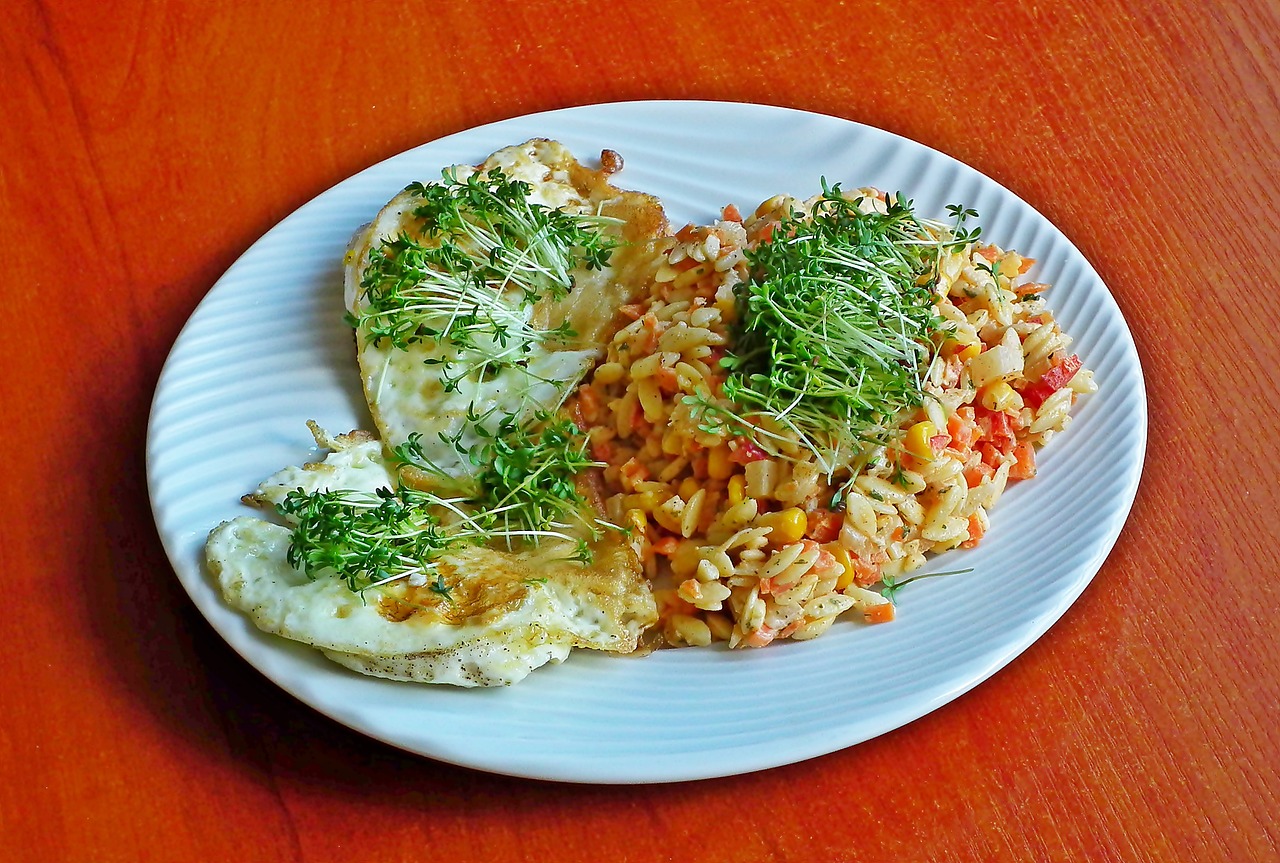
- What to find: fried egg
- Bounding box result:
[207,142,669,686]
[343,138,668,483]
[206,424,657,687]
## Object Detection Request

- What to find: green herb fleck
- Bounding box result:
[880,567,974,603]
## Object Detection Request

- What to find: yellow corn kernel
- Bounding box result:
[979,380,1024,413]
[624,508,647,537]
[759,507,807,545]
[904,421,938,461]
[945,326,979,350]
[956,342,982,362]
[622,490,662,512]
[827,543,856,590]
[706,445,734,480]
[678,476,701,502]
[727,474,746,505]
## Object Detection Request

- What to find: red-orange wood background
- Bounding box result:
[2,2,1277,860]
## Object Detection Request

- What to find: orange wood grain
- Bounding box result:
[2,1,1278,860]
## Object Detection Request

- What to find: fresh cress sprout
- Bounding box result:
[286,165,628,597]
[879,567,974,603]
[350,166,621,353]
[279,413,607,596]
[276,486,474,594]
[721,184,980,473]
[392,413,607,560]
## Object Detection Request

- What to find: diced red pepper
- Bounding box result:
[729,439,769,463]
[948,407,978,452]
[974,406,1016,454]
[1022,354,1082,409]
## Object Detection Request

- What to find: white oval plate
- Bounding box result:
[148,101,1146,784]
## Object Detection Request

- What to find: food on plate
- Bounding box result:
[208,142,666,685]
[577,189,1095,648]
[342,138,668,483]
[207,425,655,686]
[205,139,1096,685]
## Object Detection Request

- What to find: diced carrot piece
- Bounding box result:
[721,203,743,223]
[978,443,1004,469]
[974,406,1015,451]
[964,462,994,488]
[652,535,680,556]
[806,509,843,543]
[577,385,601,422]
[619,303,645,320]
[745,625,776,648]
[864,603,895,624]
[640,314,660,351]
[654,366,680,393]
[619,458,649,491]
[1010,442,1037,480]
[960,513,986,549]
[948,408,977,452]
[851,555,882,587]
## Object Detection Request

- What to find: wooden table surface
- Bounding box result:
[3,1,1278,860]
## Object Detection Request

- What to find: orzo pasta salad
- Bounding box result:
[573,186,1095,649]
